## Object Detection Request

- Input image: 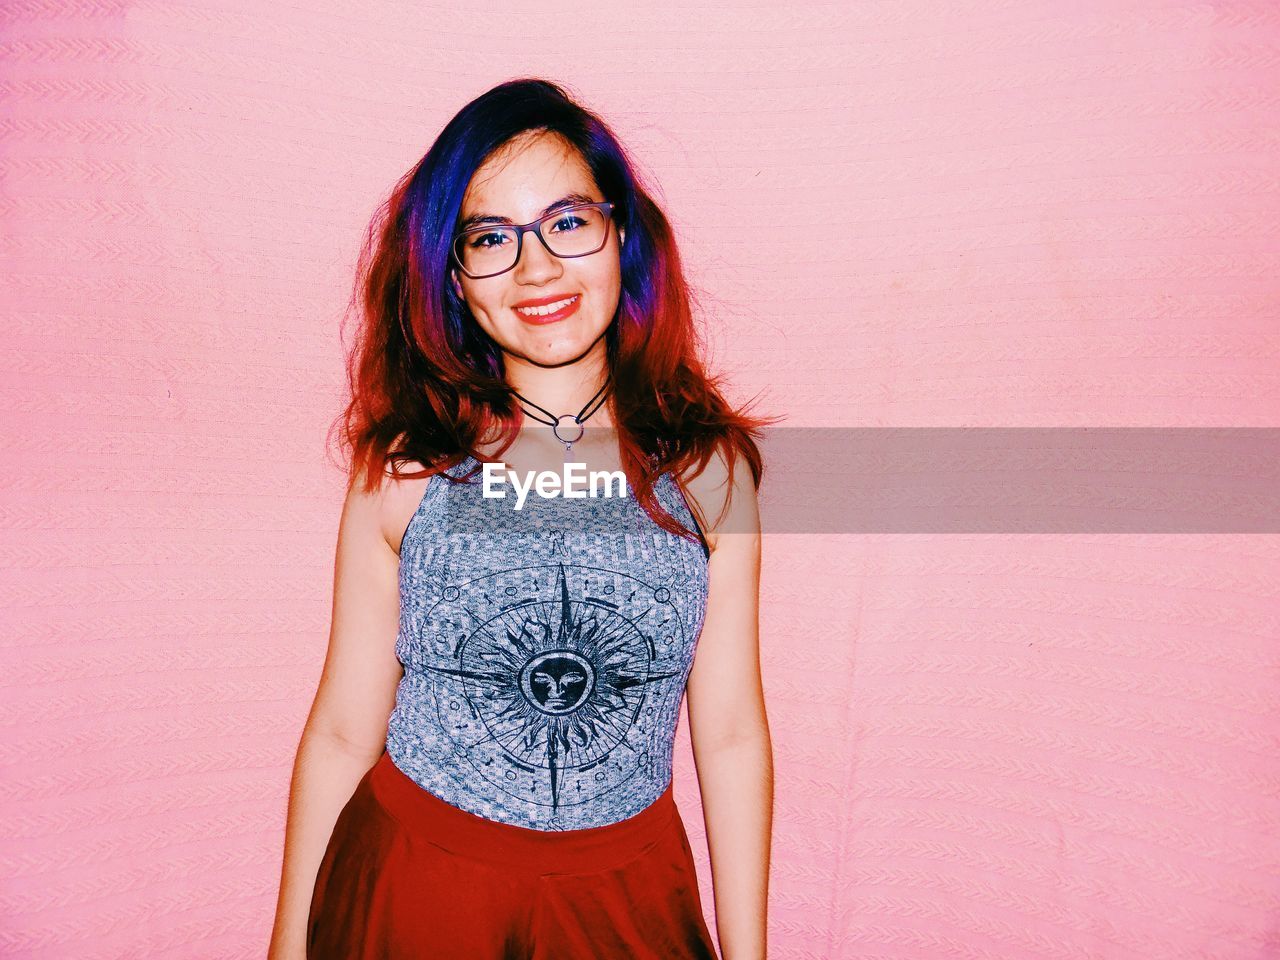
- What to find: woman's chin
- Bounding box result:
[512,331,608,368]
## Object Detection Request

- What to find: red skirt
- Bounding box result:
[307,751,719,959]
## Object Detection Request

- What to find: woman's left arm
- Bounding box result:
[683,451,773,960]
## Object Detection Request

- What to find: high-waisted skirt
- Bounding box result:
[307,751,719,959]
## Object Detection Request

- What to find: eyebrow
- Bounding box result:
[458,193,598,232]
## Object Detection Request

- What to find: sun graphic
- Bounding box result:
[424,562,680,812]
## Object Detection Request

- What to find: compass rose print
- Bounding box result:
[421,561,687,819]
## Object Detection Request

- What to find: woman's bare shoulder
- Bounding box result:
[384,470,436,557]
[348,458,436,557]
[673,441,760,555]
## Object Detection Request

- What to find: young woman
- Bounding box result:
[268,78,775,960]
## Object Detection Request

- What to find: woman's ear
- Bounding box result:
[450,269,464,300]
[619,225,626,246]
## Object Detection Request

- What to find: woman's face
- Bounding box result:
[451,130,625,370]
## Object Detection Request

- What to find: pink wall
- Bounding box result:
[3,1,1279,957]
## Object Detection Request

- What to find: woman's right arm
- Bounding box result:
[267,478,406,960]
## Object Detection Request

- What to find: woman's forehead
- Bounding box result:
[461,133,597,220]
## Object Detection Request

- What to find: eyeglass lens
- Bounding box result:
[455,205,610,277]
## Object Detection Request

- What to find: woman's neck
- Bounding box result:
[502,358,613,429]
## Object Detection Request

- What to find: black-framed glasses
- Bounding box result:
[450,201,617,280]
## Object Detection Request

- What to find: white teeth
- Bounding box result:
[515,295,577,317]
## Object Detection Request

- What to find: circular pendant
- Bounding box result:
[552,414,585,445]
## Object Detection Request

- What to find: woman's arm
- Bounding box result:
[267,730,385,960]
[683,449,773,960]
[267,479,405,960]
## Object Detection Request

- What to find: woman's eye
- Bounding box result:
[469,232,509,249]
[549,215,586,233]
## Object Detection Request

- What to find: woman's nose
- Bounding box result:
[512,228,563,282]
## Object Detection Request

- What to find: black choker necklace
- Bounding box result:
[509,375,612,459]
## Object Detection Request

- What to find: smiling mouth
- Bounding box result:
[513,294,580,319]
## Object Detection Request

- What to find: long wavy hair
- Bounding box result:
[329,77,779,545]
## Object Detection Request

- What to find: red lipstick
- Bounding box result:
[511,293,582,325]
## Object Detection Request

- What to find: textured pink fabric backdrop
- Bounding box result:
[2,1,1279,958]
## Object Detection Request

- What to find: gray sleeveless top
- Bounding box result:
[385,454,711,831]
